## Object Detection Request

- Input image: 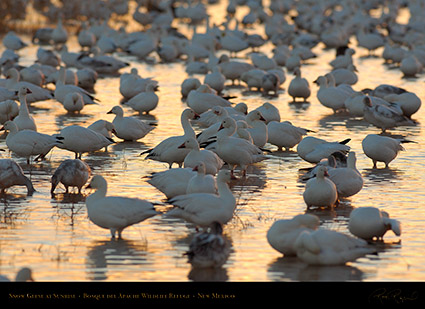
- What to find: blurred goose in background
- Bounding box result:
[181,77,201,98]
[185,221,231,268]
[349,207,401,241]
[245,110,268,148]
[78,21,96,50]
[297,136,351,164]
[204,66,226,94]
[76,46,129,75]
[267,121,314,152]
[107,105,154,141]
[294,228,376,265]
[383,92,421,119]
[218,54,254,85]
[329,48,355,69]
[362,134,415,168]
[186,162,218,194]
[314,75,351,113]
[0,267,34,282]
[51,17,68,47]
[13,86,37,131]
[62,92,84,114]
[288,67,310,103]
[356,26,385,56]
[267,214,320,256]
[125,82,159,114]
[85,175,159,239]
[1,121,63,164]
[186,84,233,114]
[253,102,280,124]
[330,64,358,86]
[51,159,91,195]
[0,99,18,124]
[303,166,338,208]
[119,68,158,100]
[0,158,35,195]
[141,109,199,168]
[2,32,27,51]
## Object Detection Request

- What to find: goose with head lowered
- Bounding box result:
[166,169,236,230]
[107,105,154,141]
[13,86,37,131]
[85,175,160,239]
[0,159,35,195]
[0,121,63,164]
[141,108,199,168]
[51,159,91,196]
[297,136,351,164]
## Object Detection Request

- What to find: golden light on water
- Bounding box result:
[0,1,425,283]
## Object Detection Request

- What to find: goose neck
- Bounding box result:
[18,93,30,115]
[181,115,196,138]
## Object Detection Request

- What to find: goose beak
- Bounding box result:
[192,166,198,171]
[107,109,113,114]
[324,171,329,177]
[193,113,200,119]
[0,126,4,131]
[259,115,266,121]
[218,123,224,131]
[26,88,32,94]
[178,142,186,149]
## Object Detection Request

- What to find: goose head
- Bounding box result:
[18,86,32,96]
[107,105,124,117]
[5,68,20,81]
[178,137,199,149]
[86,174,107,191]
[216,168,233,183]
[363,96,373,107]
[192,161,207,173]
[234,102,248,115]
[247,110,266,122]
[182,108,200,120]
[316,166,330,178]
[0,120,18,133]
[218,116,237,132]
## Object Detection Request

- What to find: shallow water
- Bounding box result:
[1,4,425,282]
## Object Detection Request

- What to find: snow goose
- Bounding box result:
[297,136,351,164]
[77,46,129,75]
[13,86,36,131]
[19,66,45,88]
[314,75,350,113]
[51,159,91,195]
[383,92,421,119]
[5,68,53,103]
[2,32,27,51]
[181,77,201,98]
[107,105,154,141]
[46,67,78,86]
[125,82,159,114]
[344,93,391,117]
[62,92,84,114]
[267,214,320,256]
[186,162,218,194]
[356,27,385,56]
[185,221,231,268]
[141,108,199,168]
[294,229,376,265]
[76,68,98,90]
[327,151,363,198]
[214,117,268,177]
[361,134,415,168]
[0,87,18,102]
[261,72,280,96]
[0,159,35,195]
[203,66,226,94]
[56,125,114,159]
[145,168,196,199]
[78,21,96,50]
[0,99,18,124]
[267,121,314,151]
[363,84,407,98]
[195,106,230,128]
[253,102,280,124]
[179,137,224,175]
[85,175,159,239]
[303,166,338,208]
[240,68,267,91]
[166,169,236,229]
[400,55,422,77]
[330,64,358,86]
[186,84,233,114]
[0,267,34,282]
[349,207,401,241]
[51,17,68,47]
[235,120,253,143]
[36,47,60,68]
[87,119,115,151]
[0,121,63,164]
[362,96,413,133]
[329,48,355,69]
[288,67,311,102]
[245,110,268,148]
[54,67,99,105]
[251,53,277,71]
[217,54,254,85]
[119,68,158,100]
[219,31,249,58]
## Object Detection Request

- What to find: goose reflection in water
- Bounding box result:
[85,239,151,281]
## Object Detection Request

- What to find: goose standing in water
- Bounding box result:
[0,159,35,195]
[62,92,85,114]
[267,214,320,256]
[125,82,159,114]
[297,136,351,164]
[186,162,218,194]
[107,105,154,141]
[303,166,338,208]
[288,67,310,102]
[267,121,314,152]
[85,175,159,239]
[13,86,37,131]
[245,110,268,148]
[349,207,401,241]
[51,159,91,195]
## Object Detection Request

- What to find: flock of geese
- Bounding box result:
[0,0,423,279]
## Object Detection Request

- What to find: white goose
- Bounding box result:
[214,117,268,177]
[0,159,35,195]
[0,99,18,124]
[314,75,351,113]
[85,175,159,239]
[266,214,320,256]
[288,67,311,103]
[297,136,351,164]
[303,166,338,208]
[181,77,201,98]
[1,121,63,164]
[2,32,27,51]
[51,159,91,195]
[62,92,84,114]
[5,68,53,103]
[330,64,358,86]
[186,162,218,194]
[217,54,254,85]
[56,125,114,159]
[179,137,224,175]
[203,66,226,94]
[107,105,154,141]
[54,67,99,105]
[13,86,37,131]
[383,92,421,119]
[245,110,268,148]
[186,84,233,114]
[327,151,363,198]
[349,207,401,241]
[267,121,314,151]
[294,228,376,265]
[195,106,230,128]
[51,17,68,46]
[125,82,159,114]
[145,168,196,199]
[253,102,280,124]
[362,134,415,168]
[185,221,231,268]
[329,48,355,69]
[166,169,236,229]
[141,109,199,168]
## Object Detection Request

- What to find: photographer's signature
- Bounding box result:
[369,288,419,304]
